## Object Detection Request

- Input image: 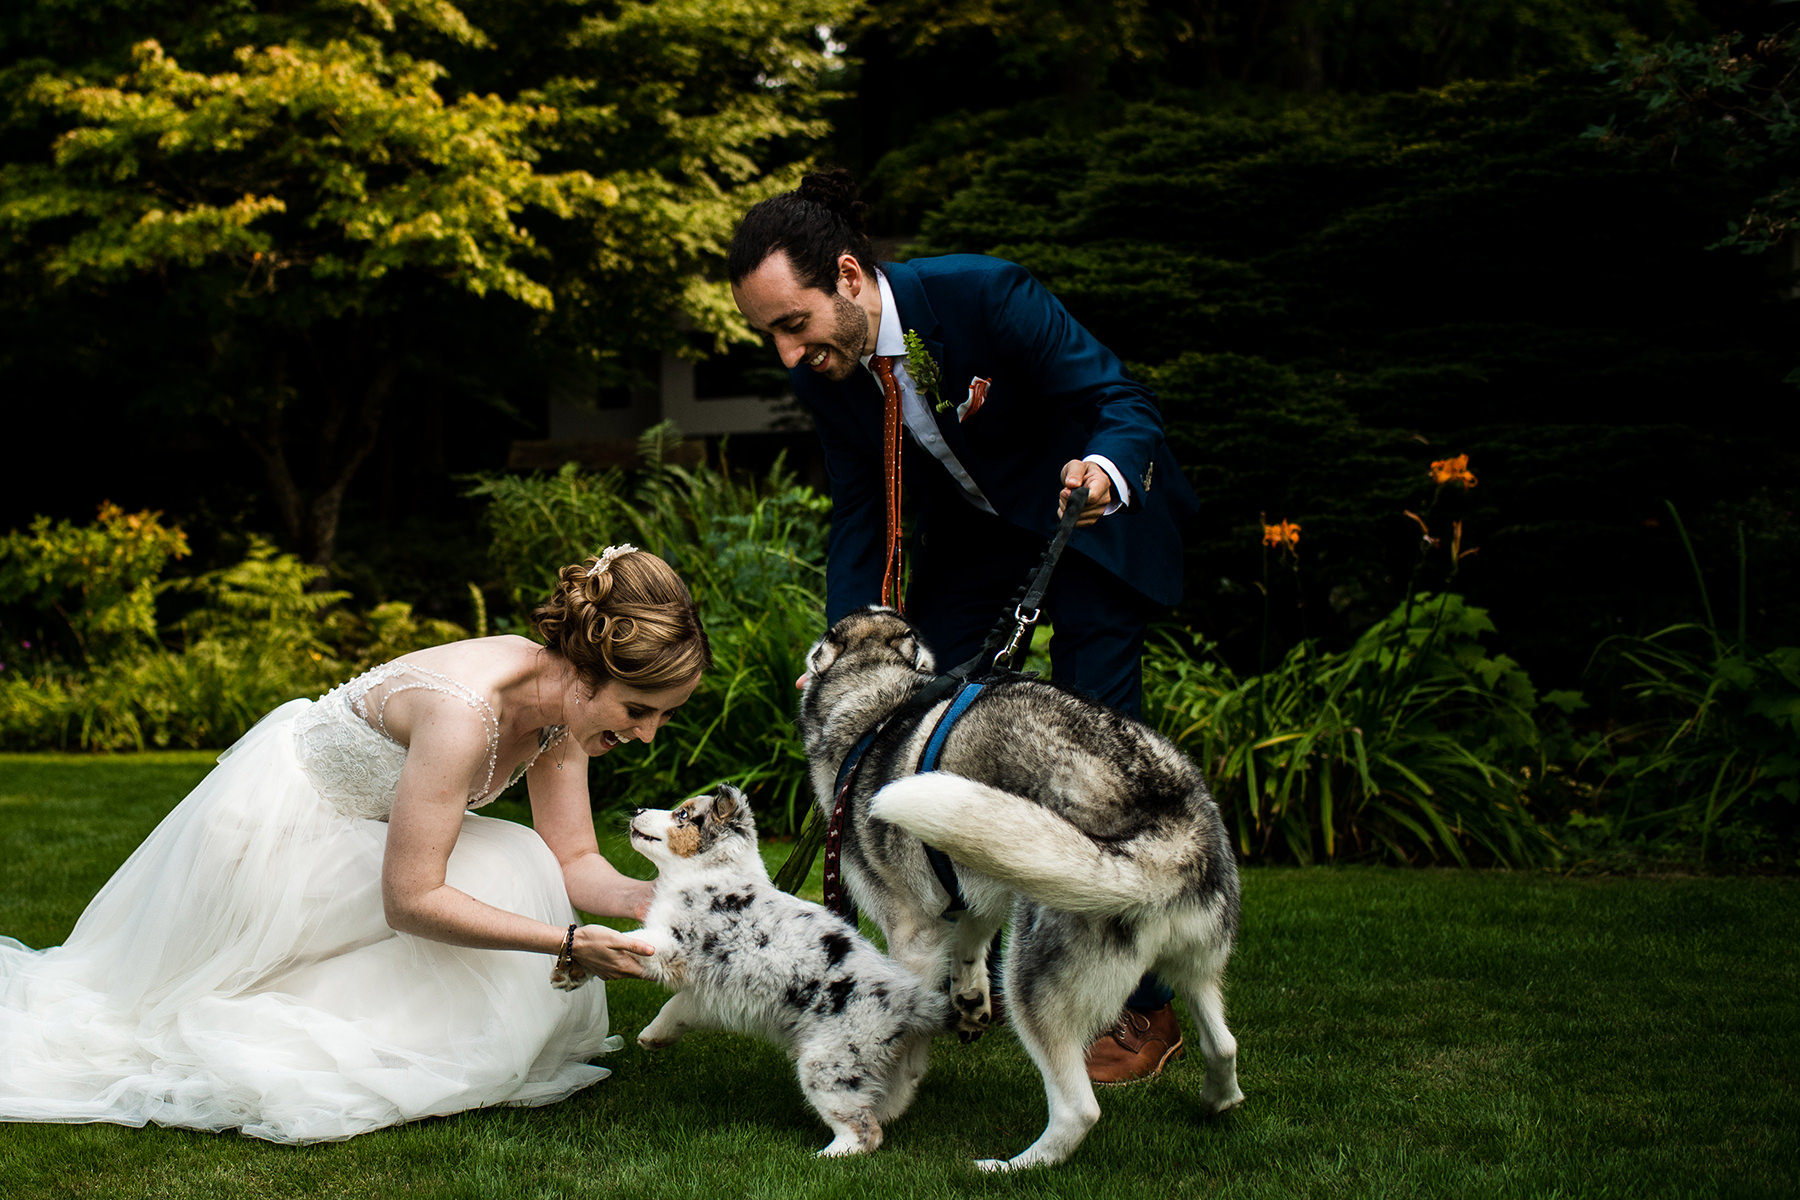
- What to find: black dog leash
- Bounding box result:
[983,485,1088,675]
[791,489,1090,919]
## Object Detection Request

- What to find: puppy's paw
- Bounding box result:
[817,1122,881,1157]
[548,964,591,991]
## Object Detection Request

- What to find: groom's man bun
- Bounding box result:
[728,167,876,293]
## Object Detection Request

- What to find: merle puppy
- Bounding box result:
[629,785,949,1156]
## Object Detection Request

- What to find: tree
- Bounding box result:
[1588,23,1799,254]
[0,0,851,573]
[833,0,1711,230]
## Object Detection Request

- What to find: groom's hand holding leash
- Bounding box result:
[1058,461,1112,527]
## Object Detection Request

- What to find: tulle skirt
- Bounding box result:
[0,700,618,1143]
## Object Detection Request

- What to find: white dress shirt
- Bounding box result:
[859,270,1130,516]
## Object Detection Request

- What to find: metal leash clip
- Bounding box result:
[995,604,1041,670]
[988,484,1086,673]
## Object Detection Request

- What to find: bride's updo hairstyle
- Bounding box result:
[531,548,711,691]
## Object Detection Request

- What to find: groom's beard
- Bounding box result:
[811,291,873,383]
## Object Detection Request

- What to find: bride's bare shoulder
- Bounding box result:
[387,635,545,691]
[366,636,553,748]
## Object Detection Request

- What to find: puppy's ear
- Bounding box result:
[712,785,738,822]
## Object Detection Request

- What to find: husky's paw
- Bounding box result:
[953,989,992,1042]
[1201,1084,1247,1116]
[978,1150,1062,1172]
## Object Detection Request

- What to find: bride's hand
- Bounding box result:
[573,923,656,981]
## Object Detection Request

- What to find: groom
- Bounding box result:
[728,170,1199,1083]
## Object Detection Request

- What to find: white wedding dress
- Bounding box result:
[0,663,619,1143]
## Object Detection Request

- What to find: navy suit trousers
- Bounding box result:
[906,508,1161,718]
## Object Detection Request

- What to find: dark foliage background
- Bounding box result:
[898,81,1797,696]
[5,0,1795,723]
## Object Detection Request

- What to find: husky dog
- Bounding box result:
[798,607,1245,1171]
[629,784,950,1157]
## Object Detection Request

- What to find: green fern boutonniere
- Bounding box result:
[903,329,946,412]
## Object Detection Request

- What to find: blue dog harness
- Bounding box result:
[916,681,985,915]
[815,489,1091,926]
[824,679,985,924]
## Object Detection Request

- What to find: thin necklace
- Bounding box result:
[555,665,573,771]
[536,656,571,772]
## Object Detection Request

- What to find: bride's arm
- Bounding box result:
[525,742,656,923]
[381,702,654,980]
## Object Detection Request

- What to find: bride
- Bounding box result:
[0,544,709,1143]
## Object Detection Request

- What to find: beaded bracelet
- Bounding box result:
[550,923,588,991]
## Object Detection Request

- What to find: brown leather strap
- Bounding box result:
[823,769,858,922]
[871,354,905,611]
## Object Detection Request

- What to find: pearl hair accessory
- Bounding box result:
[586,543,638,578]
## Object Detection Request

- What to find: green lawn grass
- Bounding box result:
[2,753,1796,1198]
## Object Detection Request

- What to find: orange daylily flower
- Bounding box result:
[1428,454,1477,488]
[1261,518,1301,552]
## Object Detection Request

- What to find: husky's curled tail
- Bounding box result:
[872,775,1200,916]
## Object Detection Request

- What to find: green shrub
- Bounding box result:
[0,503,191,666]
[331,601,476,671]
[0,524,469,752]
[1147,593,1575,866]
[1572,508,1800,866]
[0,672,77,750]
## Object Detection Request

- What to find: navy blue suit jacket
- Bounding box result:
[787,255,1198,624]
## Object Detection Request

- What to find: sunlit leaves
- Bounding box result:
[6,36,602,307]
[0,0,853,572]
[0,505,192,664]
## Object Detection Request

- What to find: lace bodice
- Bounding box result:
[292,662,568,820]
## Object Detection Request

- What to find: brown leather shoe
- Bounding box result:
[1085,1003,1184,1084]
